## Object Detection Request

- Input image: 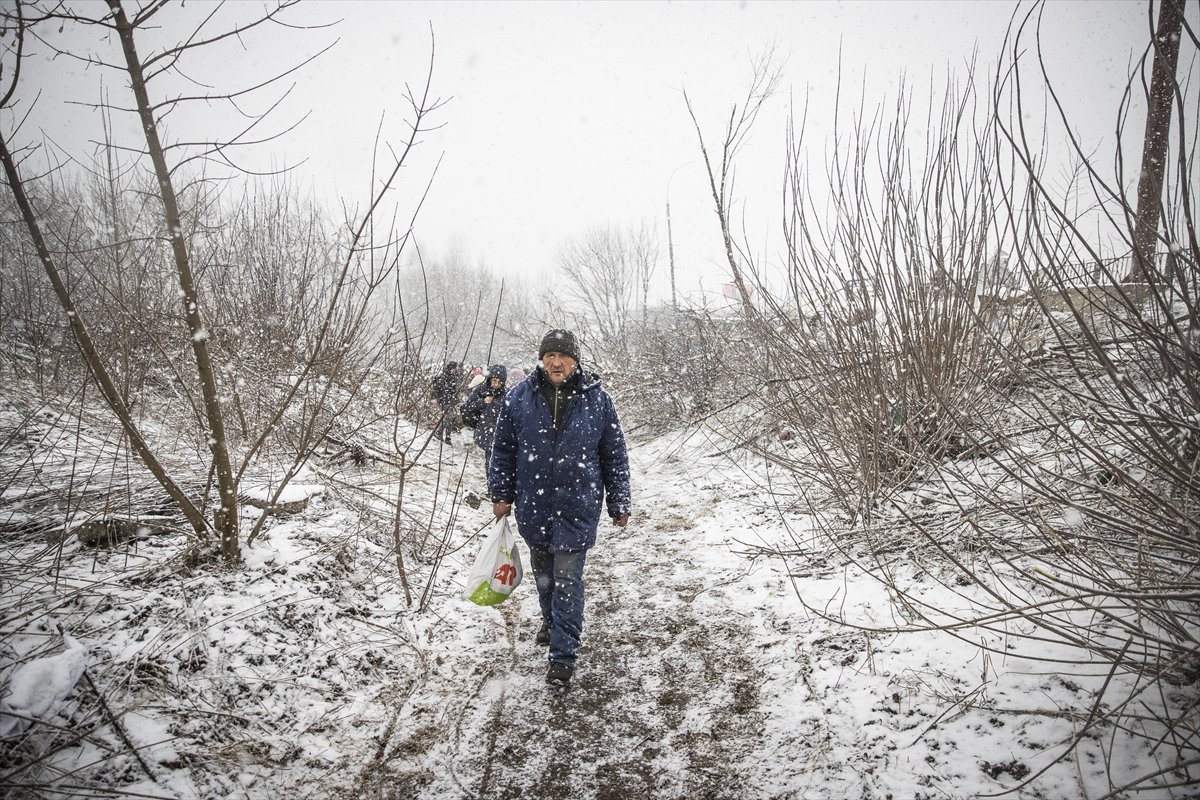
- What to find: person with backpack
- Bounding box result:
[460,364,508,467]
[488,330,631,687]
[429,361,463,444]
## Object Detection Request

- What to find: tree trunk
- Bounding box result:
[0,135,211,539]
[108,0,240,564]
[1127,0,1185,283]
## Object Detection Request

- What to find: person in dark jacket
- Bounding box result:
[489,329,631,687]
[460,363,508,466]
[430,361,463,443]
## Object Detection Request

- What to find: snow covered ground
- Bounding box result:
[0,396,1185,799]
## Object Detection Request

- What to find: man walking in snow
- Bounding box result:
[430,361,463,444]
[489,329,631,687]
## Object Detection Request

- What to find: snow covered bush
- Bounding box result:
[741,79,1028,524]
[601,307,755,436]
[689,10,1198,796]
[802,11,1200,795]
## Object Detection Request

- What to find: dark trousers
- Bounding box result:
[525,542,588,667]
[433,406,455,441]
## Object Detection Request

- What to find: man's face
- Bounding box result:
[489,377,504,390]
[542,352,577,386]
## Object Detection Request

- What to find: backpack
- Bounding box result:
[460,399,480,429]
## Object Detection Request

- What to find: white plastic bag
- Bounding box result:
[464,516,523,606]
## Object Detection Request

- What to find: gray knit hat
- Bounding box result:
[538,329,580,361]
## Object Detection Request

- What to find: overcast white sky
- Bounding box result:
[23,0,1166,303]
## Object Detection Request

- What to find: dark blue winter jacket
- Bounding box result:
[488,366,631,551]
[461,364,508,451]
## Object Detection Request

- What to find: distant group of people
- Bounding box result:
[427,330,631,688]
[427,361,527,450]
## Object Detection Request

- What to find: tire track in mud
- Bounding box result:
[357,452,770,800]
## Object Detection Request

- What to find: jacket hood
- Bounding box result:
[487,364,508,385]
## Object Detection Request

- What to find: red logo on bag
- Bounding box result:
[493,563,517,587]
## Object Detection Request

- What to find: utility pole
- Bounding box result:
[666,197,677,308]
[666,161,691,308]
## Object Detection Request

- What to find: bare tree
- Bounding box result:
[684,50,782,318]
[632,220,659,326]
[0,2,444,565]
[778,68,1023,521]
[1128,0,1187,282]
[556,221,658,355]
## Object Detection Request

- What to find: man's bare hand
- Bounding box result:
[612,515,629,527]
[493,501,512,519]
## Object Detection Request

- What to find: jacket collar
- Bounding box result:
[535,365,601,393]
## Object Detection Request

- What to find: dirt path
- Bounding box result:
[352,445,772,800]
